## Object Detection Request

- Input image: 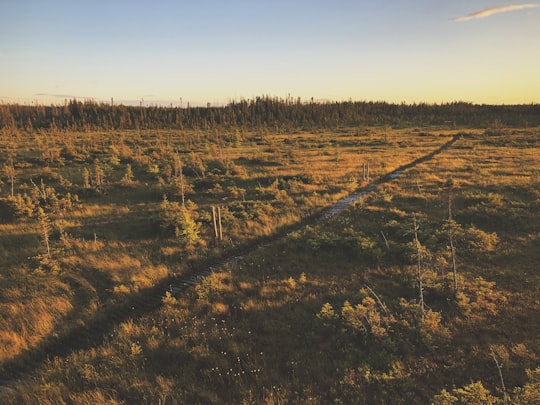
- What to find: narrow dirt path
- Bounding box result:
[0,133,462,389]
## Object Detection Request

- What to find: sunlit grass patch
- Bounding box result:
[3,126,540,404]
[0,283,73,362]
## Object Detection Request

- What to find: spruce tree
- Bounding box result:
[179,205,199,246]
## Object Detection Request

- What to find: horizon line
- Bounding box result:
[1,96,539,108]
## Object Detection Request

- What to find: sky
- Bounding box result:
[1,0,539,106]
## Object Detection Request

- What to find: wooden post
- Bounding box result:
[366,162,370,181]
[218,205,223,241]
[362,163,367,181]
[212,206,218,240]
[362,162,370,182]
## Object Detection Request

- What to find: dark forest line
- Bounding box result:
[1,96,539,131]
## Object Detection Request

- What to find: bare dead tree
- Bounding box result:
[37,207,52,258]
[447,179,459,293]
[364,285,389,315]
[3,156,16,197]
[412,213,426,320]
[380,230,390,250]
[30,178,47,201]
[174,152,185,206]
[490,345,508,404]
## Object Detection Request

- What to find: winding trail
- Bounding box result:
[0,133,462,390]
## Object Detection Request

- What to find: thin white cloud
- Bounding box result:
[35,93,79,98]
[34,93,97,101]
[451,3,539,22]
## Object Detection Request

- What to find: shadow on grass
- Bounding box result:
[0,276,166,382]
[0,134,465,394]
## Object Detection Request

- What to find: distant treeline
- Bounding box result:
[1,96,539,131]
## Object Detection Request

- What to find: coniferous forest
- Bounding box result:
[2,98,540,131]
[0,100,539,404]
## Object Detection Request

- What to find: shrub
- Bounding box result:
[512,367,540,404]
[456,277,507,318]
[465,226,499,252]
[160,195,200,246]
[1,194,35,219]
[433,381,497,404]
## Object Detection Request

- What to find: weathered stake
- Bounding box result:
[212,206,219,240]
[218,205,223,241]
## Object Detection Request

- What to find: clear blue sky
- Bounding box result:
[1,0,539,106]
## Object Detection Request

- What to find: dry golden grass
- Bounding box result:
[4,124,540,403]
[68,204,131,218]
[0,293,73,362]
[63,248,170,292]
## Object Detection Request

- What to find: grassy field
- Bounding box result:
[1,126,539,403]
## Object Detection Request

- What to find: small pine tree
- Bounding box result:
[512,367,540,404]
[121,163,135,185]
[7,193,35,218]
[94,161,105,187]
[82,167,91,189]
[178,205,199,246]
[433,381,497,404]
